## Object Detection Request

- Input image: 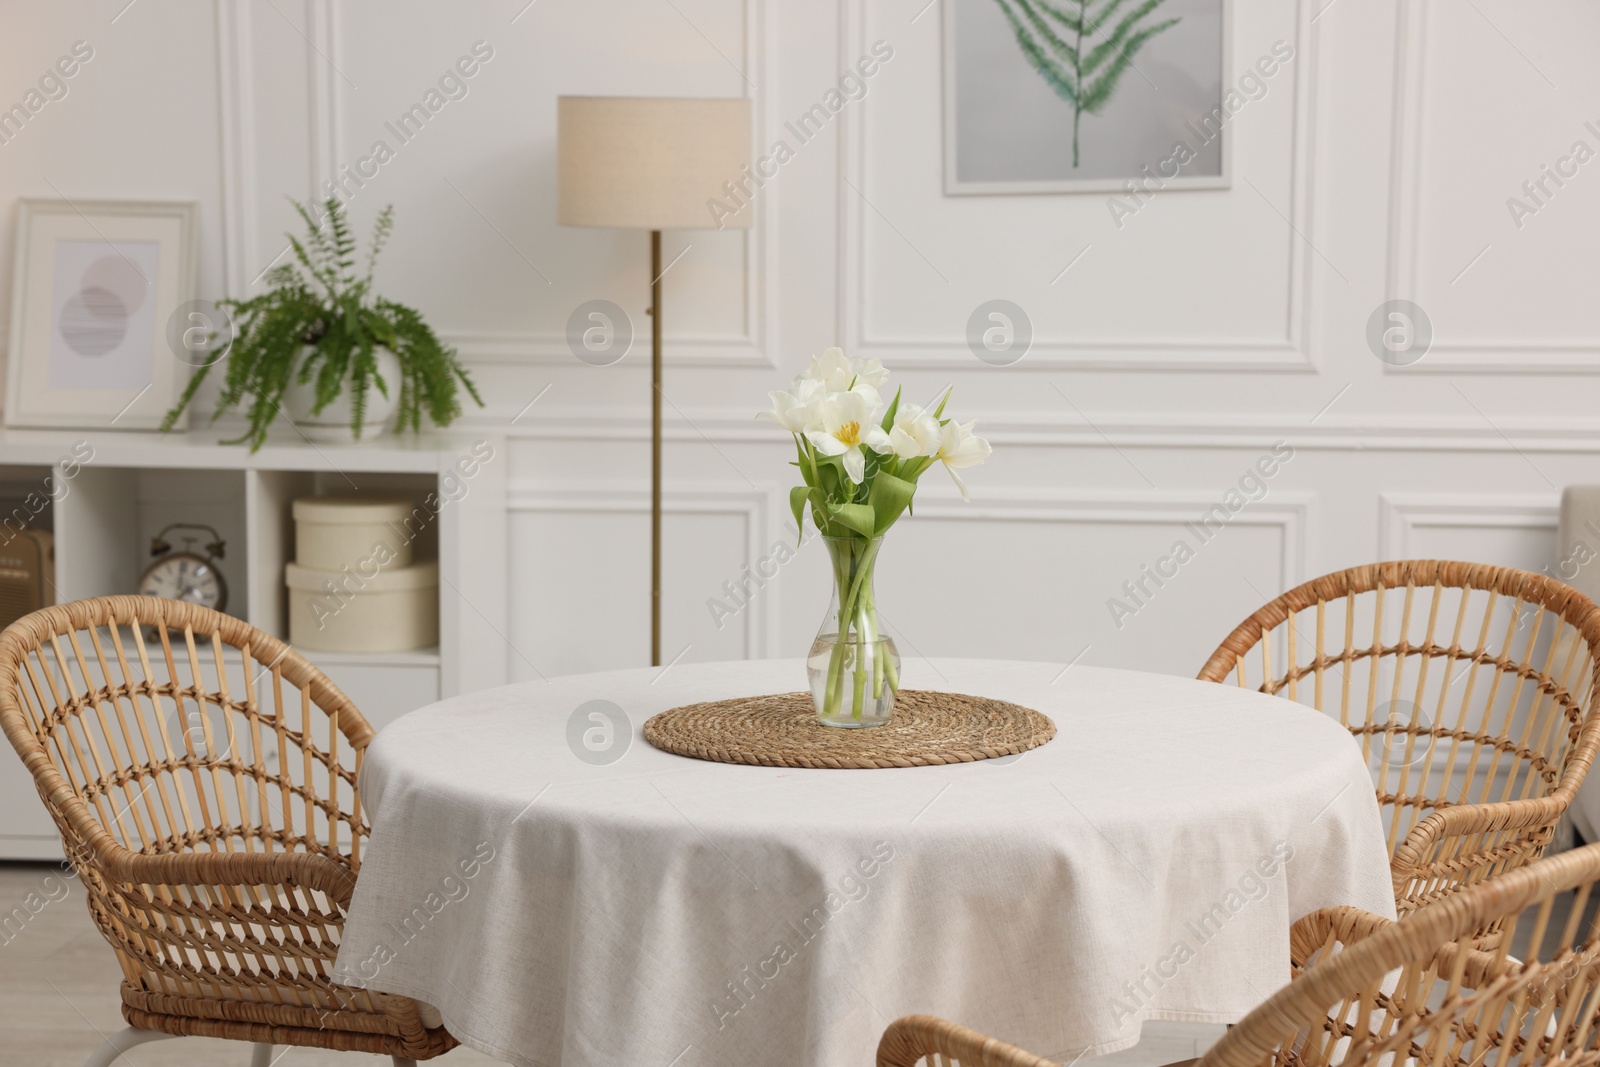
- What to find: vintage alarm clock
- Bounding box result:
[139,523,227,612]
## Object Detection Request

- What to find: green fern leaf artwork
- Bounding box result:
[991,0,1181,167]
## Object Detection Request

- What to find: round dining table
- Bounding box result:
[332,658,1395,1067]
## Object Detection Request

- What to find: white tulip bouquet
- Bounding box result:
[760,348,991,726]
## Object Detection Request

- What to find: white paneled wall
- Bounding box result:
[1,0,1597,682]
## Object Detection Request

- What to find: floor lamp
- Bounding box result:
[557,96,752,666]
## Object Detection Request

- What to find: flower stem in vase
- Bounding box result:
[811,535,900,728]
[852,654,867,720]
[834,542,861,719]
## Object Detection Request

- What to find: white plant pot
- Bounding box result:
[280,345,403,441]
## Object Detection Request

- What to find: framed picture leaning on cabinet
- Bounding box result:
[5,198,198,430]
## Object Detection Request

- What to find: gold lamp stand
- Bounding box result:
[649,229,662,665]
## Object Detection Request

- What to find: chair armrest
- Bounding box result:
[58,826,363,1004]
[27,713,366,909]
[878,1015,1061,1067]
[1288,905,1393,968]
[1390,796,1565,905]
[64,818,359,907]
[96,845,359,905]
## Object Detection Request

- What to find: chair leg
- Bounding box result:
[392,1059,418,1067]
[82,1027,176,1067]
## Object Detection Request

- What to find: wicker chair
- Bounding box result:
[1197,560,1600,917]
[0,596,454,1066]
[878,839,1600,1067]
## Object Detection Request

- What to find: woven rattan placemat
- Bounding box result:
[642,690,1056,769]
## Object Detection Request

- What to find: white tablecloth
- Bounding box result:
[333,659,1394,1067]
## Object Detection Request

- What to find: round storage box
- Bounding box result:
[285,559,438,652]
[292,496,416,572]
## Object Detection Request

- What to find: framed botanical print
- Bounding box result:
[944,0,1232,194]
[5,199,198,429]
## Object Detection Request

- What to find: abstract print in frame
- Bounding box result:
[5,199,197,430]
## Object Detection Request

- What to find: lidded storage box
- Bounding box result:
[286,495,436,652]
[292,496,416,571]
[286,560,438,652]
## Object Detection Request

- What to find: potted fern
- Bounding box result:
[162,197,481,449]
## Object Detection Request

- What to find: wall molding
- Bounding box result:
[440,321,775,368]
[835,0,1323,372]
[215,0,259,296]
[1377,492,1560,559]
[908,488,1314,595]
[487,406,1600,453]
[509,480,779,657]
[219,0,778,366]
[1383,0,1600,374]
[441,0,778,369]
[508,480,1312,657]
[306,0,342,197]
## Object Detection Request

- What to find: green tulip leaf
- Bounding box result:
[817,458,842,498]
[829,502,877,538]
[795,437,814,485]
[789,485,811,544]
[880,386,902,433]
[868,471,917,534]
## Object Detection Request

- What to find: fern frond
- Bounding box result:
[263,262,299,289]
[1004,0,1084,74]
[1081,0,1171,80]
[286,233,338,296]
[1032,0,1085,34]
[365,205,394,288]
[993,0,1081,105]
[325,198,357,286]
[990,0,1180,163]
[289,198,337,279]
[1082,17,1179,112]
[1084,0,1137,35]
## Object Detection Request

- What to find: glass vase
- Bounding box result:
[807,536,901,727]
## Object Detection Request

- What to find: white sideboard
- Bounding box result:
[0,428,507,859]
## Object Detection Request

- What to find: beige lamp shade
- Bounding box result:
[558,96,752,231]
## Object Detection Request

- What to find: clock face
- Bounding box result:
[139,553,227,612]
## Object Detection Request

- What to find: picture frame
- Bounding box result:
[5,198,198,430]
[943,0,1233,195]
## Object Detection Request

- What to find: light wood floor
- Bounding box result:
[0,861,502,1067]
[0,861,1222,1067]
